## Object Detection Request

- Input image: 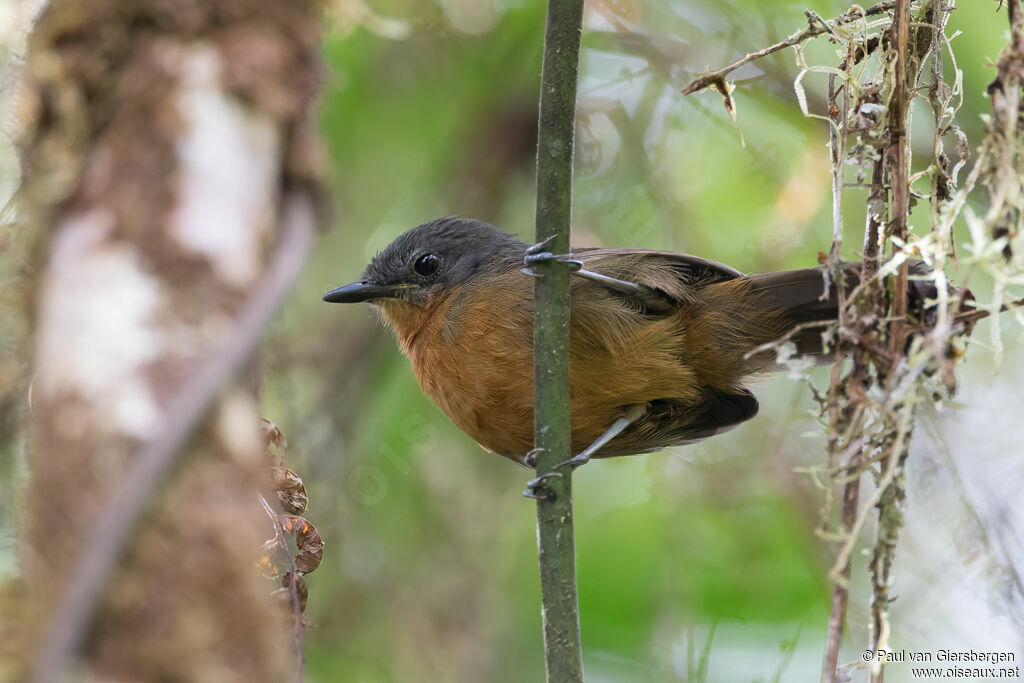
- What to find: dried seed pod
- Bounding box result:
[268,466,308,514]
[259,417,288,466]
[278,515,324,575]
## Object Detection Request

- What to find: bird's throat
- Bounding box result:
[373,288,458,356]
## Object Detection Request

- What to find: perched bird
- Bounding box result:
[323,217,956,468]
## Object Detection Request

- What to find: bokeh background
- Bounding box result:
[3,0,1022,681]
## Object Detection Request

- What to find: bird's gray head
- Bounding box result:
[322,217,525,308]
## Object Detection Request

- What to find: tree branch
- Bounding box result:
[531,0,585,681]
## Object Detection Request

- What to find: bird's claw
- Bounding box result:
[523,472,562,501]
[525,235,557,255]
[522,239,583,277]
[522,447,545,468]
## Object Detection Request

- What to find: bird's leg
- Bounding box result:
[556,404,647,470]
[522,242,672,312]
[523,405,646,498]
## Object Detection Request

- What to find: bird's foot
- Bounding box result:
[523,472,562,501]
[521,237,583,277]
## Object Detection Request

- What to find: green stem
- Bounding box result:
[532,0,585,681]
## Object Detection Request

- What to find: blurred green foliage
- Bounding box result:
[266,0,1013,680]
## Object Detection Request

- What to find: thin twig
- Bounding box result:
[867,5,913,678]
[823,473,861,681]
[258,493,306,682]
[31,192,316,683]
[928,0,957,385]
[822,48,859,683]
[863,164,886,279]
[681,1,896,96]
[1010,0,1024,51]
[887,0,913,358]
[827,400,914,585]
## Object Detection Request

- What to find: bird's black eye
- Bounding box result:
[413,253,440,277]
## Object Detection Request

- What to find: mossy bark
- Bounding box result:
[12,1,322,680]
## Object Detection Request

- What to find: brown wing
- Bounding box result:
[571,247,744,309]
[562,248,761,457]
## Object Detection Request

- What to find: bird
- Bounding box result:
[322,216,968,473]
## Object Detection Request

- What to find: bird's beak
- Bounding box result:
[322,281,416,303]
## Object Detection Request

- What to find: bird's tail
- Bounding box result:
[745,262,978,359]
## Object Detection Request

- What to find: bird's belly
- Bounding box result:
[409,342,699,462]
[411,345,535,461]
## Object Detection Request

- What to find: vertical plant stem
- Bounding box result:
[823,472,861,683]
[868,5,913,681]
[928,0,955,383]
[532,1,585,681]
[887,0,912,356]
[822,63,853,683]
[1010,0,1024,51]
[864,162,886,278]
